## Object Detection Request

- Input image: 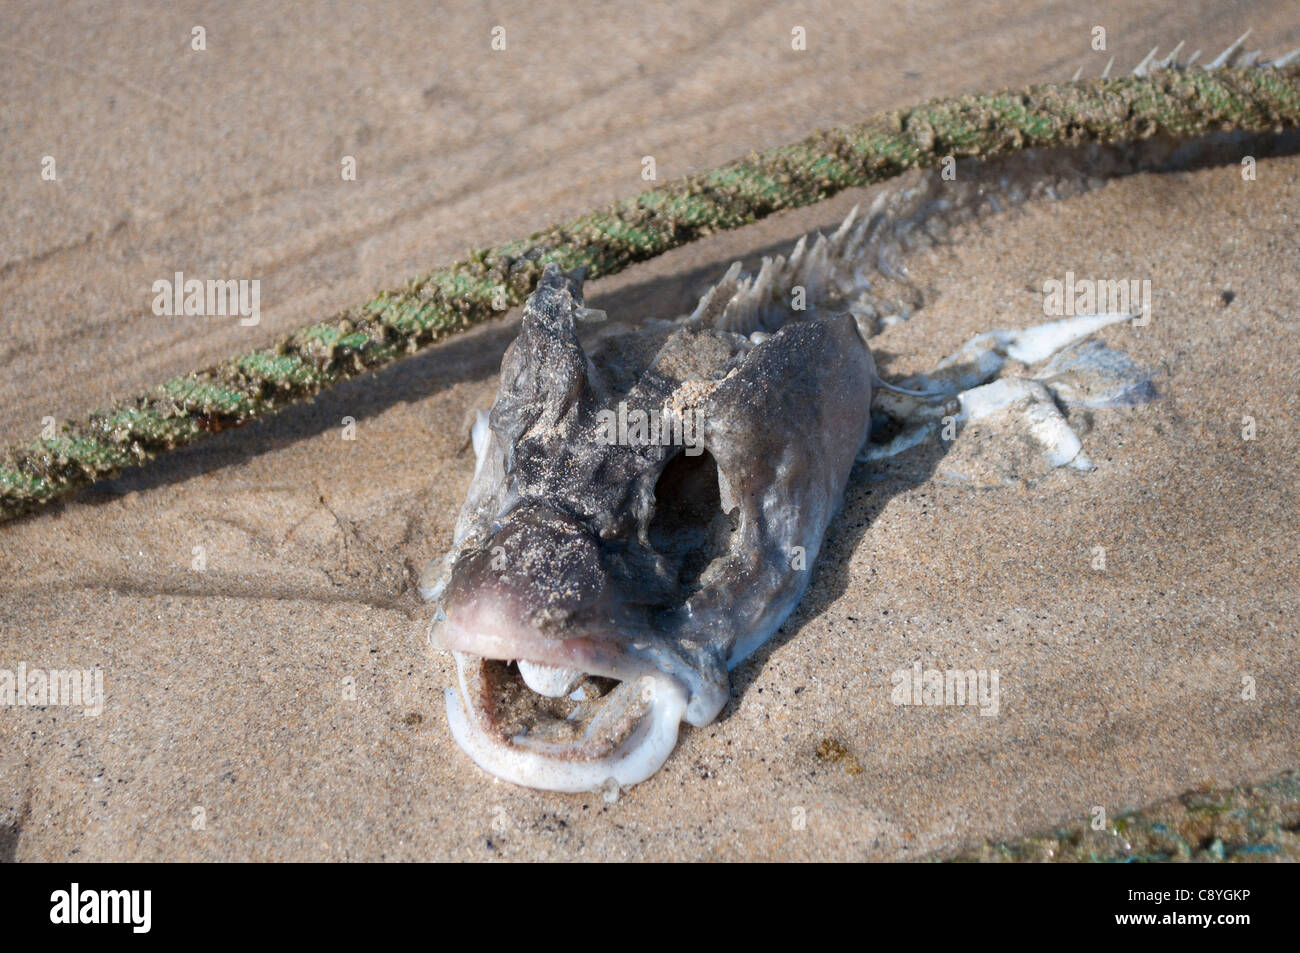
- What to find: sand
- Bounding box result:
[1,1,1297,861]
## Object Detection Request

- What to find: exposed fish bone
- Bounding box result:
[424,138,1179,791]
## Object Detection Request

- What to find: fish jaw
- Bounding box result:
[431,571,730,792]
[444,651,688,793]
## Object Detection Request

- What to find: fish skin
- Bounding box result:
[428,263,876,789]
[424,115,1219,789]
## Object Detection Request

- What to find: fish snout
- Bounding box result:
[432,504,702,792]
[441,503,609,641]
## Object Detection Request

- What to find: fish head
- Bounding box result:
[428,263,875,791]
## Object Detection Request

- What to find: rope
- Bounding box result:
[3,66,1298,521]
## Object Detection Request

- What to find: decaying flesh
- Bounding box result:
[423,41,1300,790]
[426,259,876,791]
[420,130,1192,791]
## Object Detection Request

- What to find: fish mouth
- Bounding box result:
[436,611,690,792]
[445,652,687,793]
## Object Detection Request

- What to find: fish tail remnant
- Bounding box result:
[3,41,1299,521]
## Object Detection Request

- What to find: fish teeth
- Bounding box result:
[517,660,585,697]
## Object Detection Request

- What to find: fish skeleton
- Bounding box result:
[423,40,1293,792]
[423,182,1159,791]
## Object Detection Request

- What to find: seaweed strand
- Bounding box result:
[3,65,1299,521]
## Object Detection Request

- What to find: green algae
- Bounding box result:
[944,769,1300,863]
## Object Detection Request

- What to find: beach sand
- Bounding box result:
[1,0,1297,860]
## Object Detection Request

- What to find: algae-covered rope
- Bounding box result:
[3,63,1300,522]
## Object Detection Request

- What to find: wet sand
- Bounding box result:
[1,1,1297,860]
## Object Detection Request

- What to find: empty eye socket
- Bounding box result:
[648,450,730,589]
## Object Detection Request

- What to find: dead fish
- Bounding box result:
[426,263,878,791]
[424,152,1160,792]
